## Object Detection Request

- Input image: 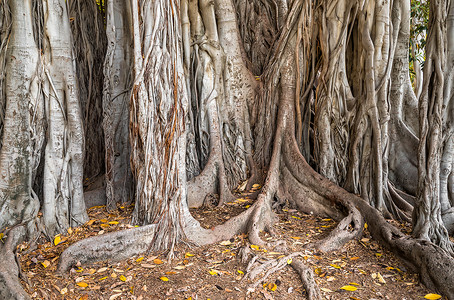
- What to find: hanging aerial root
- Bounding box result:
[0,226,31,300]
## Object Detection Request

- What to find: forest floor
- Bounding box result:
[16,185,443,300]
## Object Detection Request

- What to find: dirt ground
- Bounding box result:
[17,186,444,300]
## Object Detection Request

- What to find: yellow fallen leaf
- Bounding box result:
[54,235,61,246]
[287,258,293,264]
[252,184,261,189]
[320,287,333,292]
[119,275,127,282]
[291,237,301,240]
[88,268,96,274]
[109,221,119,225]
[340,285,357,291]
[364,223,368,229]
[159,276,169,282]
[100,219,108,223]
[348,282,360,286]
[321,218,332,221]
[250,245,259,251]
[86,220,95,226]
[185,252,194,257]
[330,264,341,269]
[245,205,251,208]
[153,258,163,264]
[268,283,277,291]
[209,269,218,275]
[350,256,360,260]
[424,294,442,299]
[237,270,244,274]
[136,257,144,263]
[99,276,108,281]
[67,227,73,235]
[77,282,88,288]
[111,273,117,278]
[165,271,177,275]
[291,216,301,220]
[41,260,50,268]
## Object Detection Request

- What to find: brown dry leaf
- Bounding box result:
[220,240,233,246]
[76,282,88,288]
[41,260,50,268]
[67,227,73,235]
[268,283,277,291]
[320,287,333,293]
[173,266,185,270]
[153,258,163,264]
[60,287,68,295]
[109,293,122,300]
[141,264,156,268]
[97,267,108,273]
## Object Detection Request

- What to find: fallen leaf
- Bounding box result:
[142,264,156,268]
[340,285,357,291]
[237,270,244,274]
[348,282,360,286]
[290,237,301,240]
[220,240,233,246]
[77,282,88,288]
[209,269,218,275]
[88,268,96,274]
[86,220,95,226]
[136,257,144,263]
[320,287,333,293]
[160,277,169,281]
[153,258,163,264]
[54,235,61,246]
[268,283,277,291]
[109,221,119,225]
[41,260,50,268]
[252,184,261,189]
[185,252,194,257]
[60,287,68,295]
[330,264,341,269]
[99,276,108,281]
[424,294,442,299]
[174,266,186,270]
[165,271,177,275]
[250,245,260,251]
[100,219,108,223]
[287,258,293,264]
[350,257,360,260]
[377,273,386,284]
[97,267,108,273]
[119,275,127,282]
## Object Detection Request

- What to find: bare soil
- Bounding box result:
[17,187,442,299]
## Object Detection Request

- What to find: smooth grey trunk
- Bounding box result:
[103,0,133,211]
[42,0,88,237]
[0,0,40,232]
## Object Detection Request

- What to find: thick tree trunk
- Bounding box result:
[41,0,88,238]
[103,0,133,211]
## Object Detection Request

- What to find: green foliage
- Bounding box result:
[409,0,429,85]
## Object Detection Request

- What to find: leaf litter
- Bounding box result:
[16,190,444,299]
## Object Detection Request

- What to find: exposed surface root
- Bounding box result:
[308,199,364,252]
[0,226,31,300]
